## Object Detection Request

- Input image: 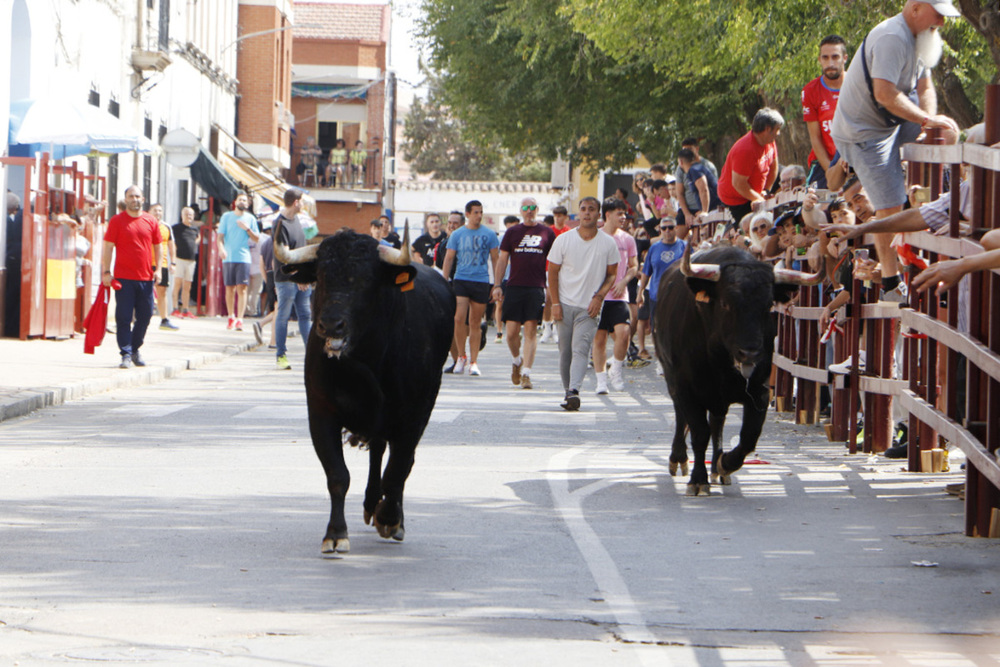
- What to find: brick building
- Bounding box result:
[235,0,294,171]
[290,2,392,235]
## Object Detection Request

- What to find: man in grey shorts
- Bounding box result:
[217,193,260,331]
[830,0,959,301]
[546,196,619,411]
[171,206,200,318]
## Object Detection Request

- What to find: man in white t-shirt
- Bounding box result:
[547,197,620,411]
[592,198,638,394]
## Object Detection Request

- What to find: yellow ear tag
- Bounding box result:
[395,273,409,285]
[695,291,711,303]
[400,279,415,292]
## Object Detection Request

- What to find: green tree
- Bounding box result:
[402,74,552,180]
[420,0,997,168]
[418,0,687,173]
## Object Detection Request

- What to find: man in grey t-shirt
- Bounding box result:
[830,0,959,300]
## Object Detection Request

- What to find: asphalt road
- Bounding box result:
[1,337,997,666]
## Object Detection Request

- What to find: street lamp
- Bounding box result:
[221,24,321,53]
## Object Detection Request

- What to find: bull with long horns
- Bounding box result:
[276,227,455,555]
[654,242,823,496]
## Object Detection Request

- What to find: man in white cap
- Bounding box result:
[830,0,961,303]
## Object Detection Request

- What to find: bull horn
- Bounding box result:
[679,240,721,282]
[275,242,319,265]
[378,223,412,266]
[773,256,825,286]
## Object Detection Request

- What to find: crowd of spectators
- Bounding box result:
[626,0,1000,455]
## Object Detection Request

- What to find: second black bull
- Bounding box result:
[276,228,455,555]
[654,244,823,496]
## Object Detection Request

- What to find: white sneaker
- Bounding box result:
[454,356,467,374]
[553,328,559,344]
[468,363,481,376]
[880,282,909,304]
[540,327,553,344]
[608,365,625,391]
[830,350,866,375]
[595,374,609,395]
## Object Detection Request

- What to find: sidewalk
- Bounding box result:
[0,315,275,423]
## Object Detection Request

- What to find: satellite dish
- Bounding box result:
[161,128,201,167]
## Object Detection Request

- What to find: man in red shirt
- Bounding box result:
[718,108,784,224]
[102,185,162,369]
[802,35,846,188]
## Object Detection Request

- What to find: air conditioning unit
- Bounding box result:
[551,159,570,189]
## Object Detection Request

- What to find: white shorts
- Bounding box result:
[176,258,196,282]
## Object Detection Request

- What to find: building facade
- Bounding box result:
[289,1,391,235]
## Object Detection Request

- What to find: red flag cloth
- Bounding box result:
[82,280,120,354]
[897,243,928,271]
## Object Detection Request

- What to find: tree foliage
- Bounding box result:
[418,0,998,169]
[402,73,551,181]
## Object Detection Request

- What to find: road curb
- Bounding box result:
[0,341,259,423]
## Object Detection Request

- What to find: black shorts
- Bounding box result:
[453,279,491,305]
[597,300,630,332]
[501,285,544,323]
[637,289,651,320]
[156,267,169,287]
[627,278,638,304]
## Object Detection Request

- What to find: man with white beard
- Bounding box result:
[830,0,960,303]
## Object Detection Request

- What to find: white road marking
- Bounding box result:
[429,409,462,423]
[547,446,670,665]
[108,404,193,418]
[522,411,596,425]
[234,406,307,420]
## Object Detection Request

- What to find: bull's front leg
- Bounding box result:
[677,401,712,497]
[709,410,729,485]
[372,439,417,541]
[669,404,689,477]
[362,438,386,526]
[717,398,767,484]
[308,405,351,556]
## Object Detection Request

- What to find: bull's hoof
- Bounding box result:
[321,537,350,556]
[363,510,373,525]
[373,517,403,540]
[685,483,711,496]
[715,457,734,485]
[669,460,689,477]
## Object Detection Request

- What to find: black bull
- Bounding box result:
[276,228,455,555]
[654,244,822,496]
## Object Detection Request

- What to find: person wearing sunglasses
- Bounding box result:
[637,219,686,340]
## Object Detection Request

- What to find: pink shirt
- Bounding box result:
[605,228,637,302]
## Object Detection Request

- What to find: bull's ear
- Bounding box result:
[384,265,418,292]
[281,263,318,284]
[685,277,717,303]
[773,284,800,304]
